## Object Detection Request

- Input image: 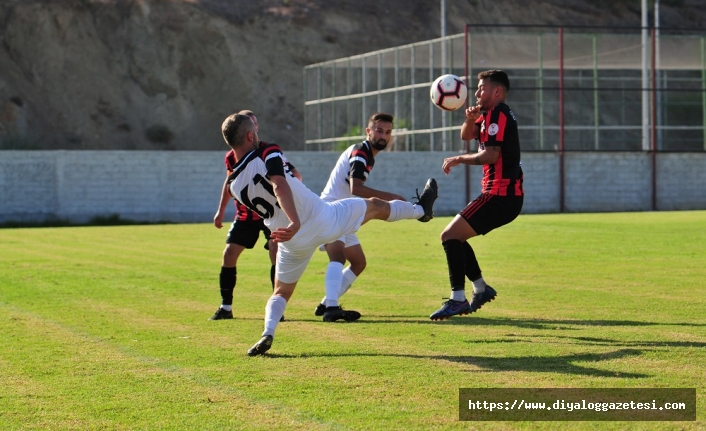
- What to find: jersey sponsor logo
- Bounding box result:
[488,123,499,136]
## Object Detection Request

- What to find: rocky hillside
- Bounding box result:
[1,0,704,151]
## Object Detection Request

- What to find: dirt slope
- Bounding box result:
[0,0,703,150]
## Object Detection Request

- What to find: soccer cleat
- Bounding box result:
[322,306,361,322]
[414,178,438,222]
[209,307,233,320]
[247,335,273,356]
[470,285,497,313]
[314,303,326,316]
[429,298,472,321]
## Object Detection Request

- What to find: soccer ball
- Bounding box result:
[430,74,468,111]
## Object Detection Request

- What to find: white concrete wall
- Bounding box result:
[1,150,704,223]
[657,153,706,211]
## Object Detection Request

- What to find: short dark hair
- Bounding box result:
[237,109,256,117]
[221,113,254,148]
[368,112,394,127]
[477,69,510,92]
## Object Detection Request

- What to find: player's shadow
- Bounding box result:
[353,316,706,329]
[266,348,649,378]
[441,348,648,378]
[521,334,706,350]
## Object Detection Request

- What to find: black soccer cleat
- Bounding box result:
[247,335,273,356]
[314,303,326,317]
[209,307,233,320]
[322,306,361,322]
[469,285,497,313]
[414,178,438,222]
[429,298,472,321]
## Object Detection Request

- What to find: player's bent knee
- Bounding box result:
[223,244,244,263]
[273,283,296,301]
[441,218,476,242]
[350,259,366,274]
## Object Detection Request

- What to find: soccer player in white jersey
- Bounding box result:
[315,112,410,320]
[220,113,438,356]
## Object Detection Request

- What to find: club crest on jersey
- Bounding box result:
[488,123,499,136]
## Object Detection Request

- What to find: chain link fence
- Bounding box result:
[304,25,706,153]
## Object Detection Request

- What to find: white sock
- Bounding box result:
[339,266,358,298]
[472,277,487,294]
[220,305,232,311]
[385,200,424,222]
[263,295,287,337]
[324,261,344,307]
[450,290,466,301]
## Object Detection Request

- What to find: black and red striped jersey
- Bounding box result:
[225,141,297,222]
[474,102,524,197]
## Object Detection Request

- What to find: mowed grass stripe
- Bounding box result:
[1,212,704,430]
[0,304,354,431]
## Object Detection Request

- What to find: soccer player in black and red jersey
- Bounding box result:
[211,110,302,320]
[430,69,524,321]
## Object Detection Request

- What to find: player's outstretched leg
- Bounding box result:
[415,178,438,222]
[373,178,438,224]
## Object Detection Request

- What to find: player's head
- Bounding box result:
[237,109,258,133]
[221,113,258,151]
[366,112,394,151]
[475,70,509,110]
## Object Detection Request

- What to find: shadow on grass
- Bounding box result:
[444,348,649,378]
[264,348,649,378]
[518,334,706,349]
[352,316,706,329]
[0,214,175,228]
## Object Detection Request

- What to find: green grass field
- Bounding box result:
[1,211,704,430]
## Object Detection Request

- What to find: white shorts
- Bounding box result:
[317,232,361,252]
[276,198,367,284]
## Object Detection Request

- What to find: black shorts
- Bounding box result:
[459,193,523,235]
[226,219,272,250]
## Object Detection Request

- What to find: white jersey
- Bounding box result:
[227,143,368,282]
[320,141,375,202]
[227,143,326,233]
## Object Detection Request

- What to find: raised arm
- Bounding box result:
[460,105,482,141]
[441,146,501,175]
[269,175,301,242]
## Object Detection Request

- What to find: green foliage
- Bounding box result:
[1,212,705,430]
[338,124,365,151]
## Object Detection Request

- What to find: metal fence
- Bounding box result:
[304,25,706,153]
